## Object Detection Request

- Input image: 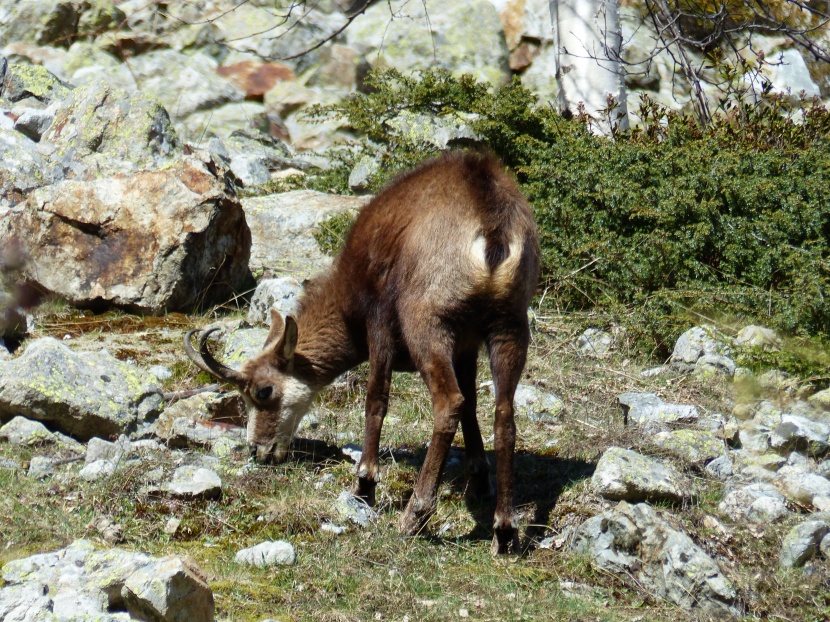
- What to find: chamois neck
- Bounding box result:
[291,275,361,388]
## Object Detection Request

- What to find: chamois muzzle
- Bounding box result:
[183,328,245,384]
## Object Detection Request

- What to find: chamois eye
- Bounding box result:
[255,386,273,401]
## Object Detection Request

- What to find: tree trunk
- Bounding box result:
[551,0,628,134]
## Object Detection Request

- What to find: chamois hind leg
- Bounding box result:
[352,338,394,506]
[399,344,464,536]
[455,349,492,503]
[487,321,529,555]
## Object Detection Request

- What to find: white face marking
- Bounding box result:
[246,375,317,462]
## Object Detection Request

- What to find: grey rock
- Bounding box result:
[185,102,270,144]
[85,436,131,466]
[572,501,740,616]
[27,455,56,478]
[165,465,222,500]
[776,466,830,509]
[735,325,783,351]
[13,105,56,141]
[591,447,691,503]
[670,325,730,365]
[618,392,698,425]
[235,541,296,567]
[346,0,510,86]
[769,414,830,457]
[341,444,363,463]
[0,416,57,446]
[385,110,481,150]
[484,382,563,422]
[652,429,724,465]
[705,453,734,480]
[694,353,736,377]
[809,388,830,412]
[243,190,369,280]
[0,62,72,104]
[160,417,246,450]
[122,555,214,622]
[222,327,270,370]
[247,277,303,326]
[348,155,380,192]
[576,328,614,357]
[718,482,789,523]
[780,519,830,568]
[0,127,62,208]
[333,490,377,527]
[0,338,163,440]
[79,459,117,482]
[148,365,173,381]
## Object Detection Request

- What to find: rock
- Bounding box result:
[809,388,830,412]
[0,416,57,445]
[346,0,510,86]
[780,519,830,568]
[652,429,724,464]
[92,516,124,545]
[670,325,730,366]
[121,555,214,622]
[348,156,381,192]
[80,459,117,482]
[43,79,179,177]
[576,328,614,357]
[165,465,223,500]
[85,436,131,465]
[221,327,270,369]
[27,455,56,478]
[758,369,796,393]
[591,447,691,503]
[0,62,72,104]
[572,501,740,616]
[484,382,563,422]
[769,414,830,457]
[618,392,698,425]
[333,490,377,527]
[13,103,57,141]
[385,110,481,150]
[776,467,830,509]
[705,453,734,480]
[243,189,368,280]
[247,277,303,326]
[235,541,296,567]
[0,127,63,208]
[0,338,163,440]
[216,131,307,186]
[735,325,783,351]
[341,444,363,463]
[160,417,246,450]
[2,151,251,313]
[185,101,270,144]
[718,482,789,523]
[694,353,736,377]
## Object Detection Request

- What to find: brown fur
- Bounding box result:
[209,150,539,554]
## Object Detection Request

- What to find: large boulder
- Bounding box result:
[1,151,251,313]
[243,189,368,280]
[0,337,163,440]
[0,539,214,622]
[572,501,741,617]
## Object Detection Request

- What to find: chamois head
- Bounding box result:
[184,310,316,464]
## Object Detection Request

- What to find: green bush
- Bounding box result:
[305,70,830,357]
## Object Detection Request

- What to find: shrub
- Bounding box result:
[306,70,830,357]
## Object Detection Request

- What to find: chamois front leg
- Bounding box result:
[351,352,393,506]
[399,353,463,536]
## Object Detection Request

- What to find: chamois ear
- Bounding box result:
[263,309,286,348]
[276,315,298,362]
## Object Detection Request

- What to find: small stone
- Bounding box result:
[164,517,182,535]
[79,459,116,482]
[235,541,296,567]
[246,277,303,326]
[333,490,377,527]
[27,456,56,478]
[341,443,363,463]
[731,403,755,421]
[735,325,783,351]
[652,429,724,465]
[808,388,830,412]
[320,522,346,535]
[777,467,830,508]
[591,447,691,503]
[618,392,698,425]
[122,556,214,621]
[670,325,730,365]
[148,365,173,381]
[165,466,222,500]
[705,454,734,480]
[576,328,614,357]
[0,416,57,446]
[718,482,789,523]
[694,354,736,378]
[92,517,124,544]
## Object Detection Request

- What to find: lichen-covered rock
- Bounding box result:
[652,429,724,465]
[2,151,251,313]
[0,540,213,622]
[483,382,563,422]
[734,325,783,351]
[0,127,63,207]
[0,415,57,446]
[221,327,269,369]
[769,414,830,457]
[333,490,377,527]
[718,482,789,523]
[0,338,163,440]
[670,325,731,366]
[572,501,740,616]
[1,60,73,104]
[242,189,368,280]
[776,466,830,509]
[576,327,614,357]
[591,446,691,503]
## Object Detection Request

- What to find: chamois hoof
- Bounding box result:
[490,527,520,556]
[399,495,433,536]
[351,477,377,507]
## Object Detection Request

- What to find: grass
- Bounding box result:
[2,307,830,620]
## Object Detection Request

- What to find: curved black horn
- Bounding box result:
[183,328,245,384]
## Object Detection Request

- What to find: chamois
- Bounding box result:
[184,150,540,554]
